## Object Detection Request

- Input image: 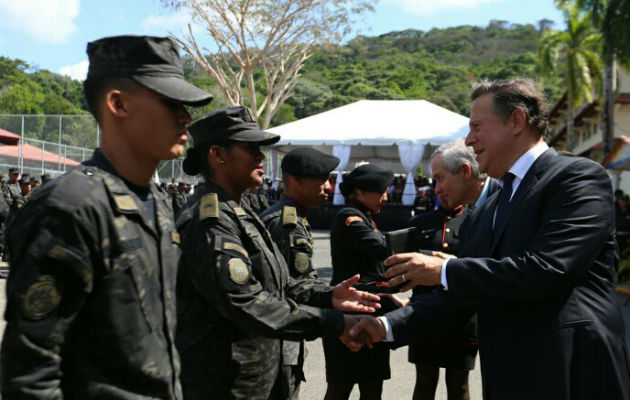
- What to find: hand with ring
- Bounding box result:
[382,252,455,292]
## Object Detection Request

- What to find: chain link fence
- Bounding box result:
[0,114,273,183]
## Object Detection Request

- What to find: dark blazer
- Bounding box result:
[386,148,630,399]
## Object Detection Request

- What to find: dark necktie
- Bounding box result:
[494,172,515,230]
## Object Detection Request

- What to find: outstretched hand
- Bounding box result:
[332,274,381,313]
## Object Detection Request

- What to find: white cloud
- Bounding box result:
[59,60,89,81]
[141,10,195,33]
[386,0,500,15]
[0,0,80,43]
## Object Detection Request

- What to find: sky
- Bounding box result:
[0,0,565,81]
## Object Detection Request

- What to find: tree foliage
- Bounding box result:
[538,3,602,149]
[162,0,375,128]
[0,21,565,131]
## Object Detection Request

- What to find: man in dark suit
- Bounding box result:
[348,78,630,399]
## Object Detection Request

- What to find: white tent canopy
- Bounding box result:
[267,100,470,205]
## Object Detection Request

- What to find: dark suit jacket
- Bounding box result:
[386,148,630,399]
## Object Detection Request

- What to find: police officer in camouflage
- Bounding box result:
[175,107,380,400]
[1,35,213,399]
[260,147,340,399]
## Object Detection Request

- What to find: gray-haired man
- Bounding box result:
[406,138,499,400]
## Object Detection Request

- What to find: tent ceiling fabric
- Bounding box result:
[268,99,470,146]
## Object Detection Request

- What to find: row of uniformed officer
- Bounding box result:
[174,107,380,399]
[260,147,341,399]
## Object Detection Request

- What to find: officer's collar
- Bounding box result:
[201,180,239,205]
[282,195,307,217]
[437,205,464,218]
[84,148,119,177]
[350,200,374,218]
[85,149,152,198]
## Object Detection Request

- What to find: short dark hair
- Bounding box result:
[83,77,141,122]
[471,79,549,137]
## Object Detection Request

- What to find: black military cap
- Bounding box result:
[340,164,394,196]
[20,173,30,180]
[86,35,213,106]
[281,148,339,177]
[18,178,30,185]
[188,106,280,147]
[8,168,18,174]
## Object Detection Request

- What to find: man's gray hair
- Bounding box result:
[431,138,486,180]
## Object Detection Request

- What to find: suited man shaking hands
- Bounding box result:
[347,79,630,400]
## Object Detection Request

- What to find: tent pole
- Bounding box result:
[58,115,62,173]
[19,115,24,174]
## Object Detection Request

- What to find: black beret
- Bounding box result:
[86,35,212,106]
[188,106,280,147]
[8,168,18,174]
[339,164,394,197]
[281,148,339,177]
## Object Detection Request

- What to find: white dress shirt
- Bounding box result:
[379,141,549,342]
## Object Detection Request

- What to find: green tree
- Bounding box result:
[538,3,602,151]
[566,0,630,154]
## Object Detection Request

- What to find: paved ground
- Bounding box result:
[0,232,484,399]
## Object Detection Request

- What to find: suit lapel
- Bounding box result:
[460,193,497,256]
[490,148,557,253]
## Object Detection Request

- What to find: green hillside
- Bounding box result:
[273,21,563,125]
[0,20,563,128]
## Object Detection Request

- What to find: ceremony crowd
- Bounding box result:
[0,34,628,400]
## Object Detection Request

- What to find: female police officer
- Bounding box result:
[323,164,395,400]
[175,106,380,400]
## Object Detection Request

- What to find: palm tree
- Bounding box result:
[567,0,630,155]
[538,3,603,151]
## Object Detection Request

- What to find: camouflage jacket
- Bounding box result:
[1,149,182,400]
[260,196,329,368]
[175,182,343,400]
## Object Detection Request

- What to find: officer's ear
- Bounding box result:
[208,145,227,167]
[104,90,130,120]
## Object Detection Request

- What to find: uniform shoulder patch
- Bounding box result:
[282,206,298,226]
[113,194,138,212]
[200,193,219,220]
[345,215,363,226]
[171,231,181,244]
[233,206,247,216]
[294,252,310,273]
[228,258,249,284]
[21,275,61,320]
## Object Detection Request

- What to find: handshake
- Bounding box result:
[339,315,389,352]
[332,251,457,351]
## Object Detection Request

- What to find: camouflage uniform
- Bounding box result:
[1,150,183,399]
[172,191,187,215]
[176,182,344,400]
[260,196,324,399]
